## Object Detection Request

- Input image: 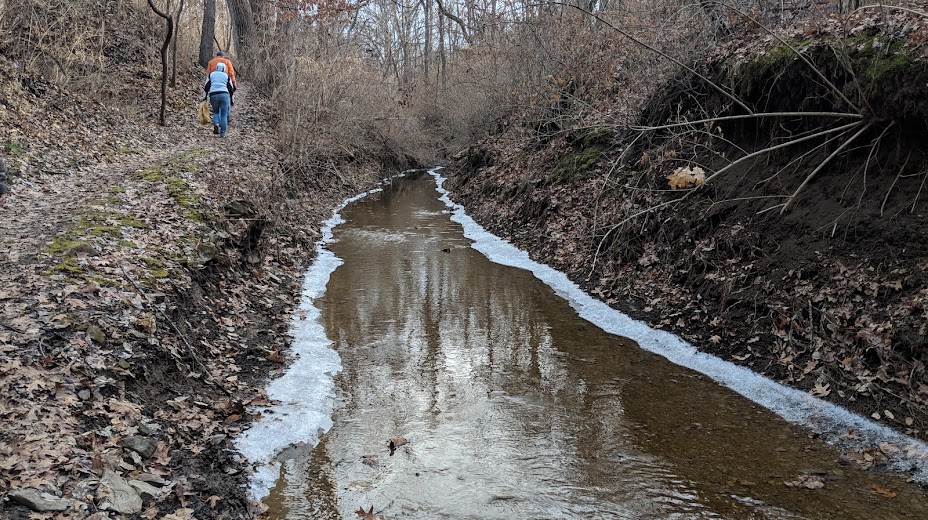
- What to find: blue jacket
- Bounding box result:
[204,70,235,100]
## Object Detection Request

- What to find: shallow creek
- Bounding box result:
[253,173,928,519]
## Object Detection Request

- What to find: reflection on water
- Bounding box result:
[266,174,928,519]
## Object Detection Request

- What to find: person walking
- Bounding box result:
[207,51,237,87]
[203,62,235,137]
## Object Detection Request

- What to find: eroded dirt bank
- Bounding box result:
[442,22,928,479]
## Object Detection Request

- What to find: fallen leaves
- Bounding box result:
[785,473,825,490]
[0,66,314,517]
[811,381,831,397]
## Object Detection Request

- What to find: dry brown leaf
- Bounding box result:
[388,436,408,455]
[355,506,385,520]
[871,485,897,498]
[162,508,196,520]
[666,166,706,190]
[811,382,831,397]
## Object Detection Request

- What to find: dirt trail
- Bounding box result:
[0,82,260,342]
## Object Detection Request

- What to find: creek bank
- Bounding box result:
[0,59,409,517]
[443,23,928,483]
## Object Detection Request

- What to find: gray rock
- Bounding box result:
[86,325,107,344]
[9,488,70,512]
[119,436,158,458]
[138,421,161,436]
[98,469,143,515]
[132,473,169,486]
[128,479,162,500]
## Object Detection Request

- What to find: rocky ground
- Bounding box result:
[0,65,382,518]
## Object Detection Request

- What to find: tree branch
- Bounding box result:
[148,0,173,126]
[435,0,472,44]
[781,121,873,213]
[631,111,863,132]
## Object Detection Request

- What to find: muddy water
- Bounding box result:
[263,174,928,519]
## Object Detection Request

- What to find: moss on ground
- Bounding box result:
[43,150,208,286]
[547,127,612,185]
[3,141,25,155]
[77,210,145,237]
[728,33,928,103]
[136,151,207,221]
[45,238,88,256]
[729,42,800,96]
[49,257,84,274]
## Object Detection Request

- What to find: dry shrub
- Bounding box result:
[249,25,433,185]
[0,0,159,91]
[405,3,716,154]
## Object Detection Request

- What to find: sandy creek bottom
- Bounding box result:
[260,173,927,519]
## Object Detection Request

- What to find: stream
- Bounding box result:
[240,171,928,519]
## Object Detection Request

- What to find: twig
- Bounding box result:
[912,167,928,214]
[756,203,787,215]
[840,122,893,203]
[881,150,912,216]
[753,134,833,189]
[0,321,26,334]
[852,4,928,19]
[631,111,862,131]
[119,263,233,396]
[704,121,863,185]
[707,194,790,211]
[781,121,873,213]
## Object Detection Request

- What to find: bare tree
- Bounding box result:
[435,0,472,44]
[226,0,257,68]
[148,0,174,126]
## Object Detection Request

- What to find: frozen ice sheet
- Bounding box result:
[235,186,385,499]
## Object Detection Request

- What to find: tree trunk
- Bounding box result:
[170,0,184,87]
[148,0,173,126]
[226,0,257,69]
[249,0,269,37]
[435,0,471,44]
[198,0,215,68]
